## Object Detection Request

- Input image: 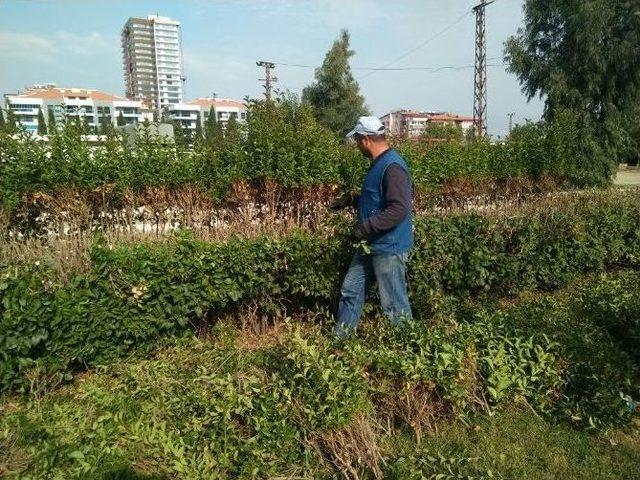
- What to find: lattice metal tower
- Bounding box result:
[256,61,278,101]
[473,1,494,137]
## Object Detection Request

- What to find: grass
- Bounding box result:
[0,332,640,480]
[406,410,640,480]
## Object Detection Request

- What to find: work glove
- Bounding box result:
[329,193,356,211]
[352,221,368,240]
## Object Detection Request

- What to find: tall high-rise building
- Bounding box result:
[121,15,185,113]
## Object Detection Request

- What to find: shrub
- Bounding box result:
[2,191,639,391]
[0,100,616,214]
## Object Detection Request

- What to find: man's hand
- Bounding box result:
[329,193,356,212]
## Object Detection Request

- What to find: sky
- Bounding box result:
[0,0,544,137]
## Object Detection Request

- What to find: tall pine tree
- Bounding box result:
[5,109,19,134]
[37,108,47,135]
[0,108,5,132]
[302,29,369,135]
[205,106,224,148]
[117,111,126,126]
[194,112,204,145]
[47,108,57,133]
[173,119,186,148]
[99,113,112,135]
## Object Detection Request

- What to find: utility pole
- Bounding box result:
[507,112,515,135]
[473,0,494,138]
[256,60,278,101]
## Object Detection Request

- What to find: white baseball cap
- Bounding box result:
[346,116,386,138]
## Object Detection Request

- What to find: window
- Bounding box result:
[10,104,39,111]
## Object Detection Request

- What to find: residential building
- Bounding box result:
[122,15,185,113]
[4,84,145,133]
[380,110,474,138]
[163,97,248,132]
[163,103,200,130]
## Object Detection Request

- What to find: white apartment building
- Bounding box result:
[380,110,474,138]
[4,84,145,133]
[163,97,248,132]
[122,15,184,113]
[163,103,200,130]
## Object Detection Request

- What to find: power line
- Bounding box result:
[357,9,473,80]
[272,60,505,72]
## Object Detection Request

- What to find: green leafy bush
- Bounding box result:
[0,100,615,213]
[2,271,640,478]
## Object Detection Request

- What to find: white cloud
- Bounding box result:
[0,32,57,62]
[0,30,118,63]
[53,31,119,56]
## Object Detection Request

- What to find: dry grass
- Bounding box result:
[312,413,385,480]
[377,381,446,444]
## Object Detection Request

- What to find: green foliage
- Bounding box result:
[116,111,125,127]
[5,108,19,134]
[3,270,640,478]
[36,108,47,135]
[0,97,619,212]
[386,447,501,480]
[1,192,639,393]
[47,107,57,133]
[419,122,464,142]
[193,112,203,145]
[204,106,224,148]
[302,29,369,135]
[99,113,112,135]
[268,329,369,430]
[505,0,640,165]
[172,120,186,148]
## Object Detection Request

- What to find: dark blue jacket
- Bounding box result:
[357,149,413,254]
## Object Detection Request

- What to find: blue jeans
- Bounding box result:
[333,251,413,338]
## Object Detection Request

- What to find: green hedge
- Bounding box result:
[0,102,613,212]
[1,191,639,391]
[2,271,640,478]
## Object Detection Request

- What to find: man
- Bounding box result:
[330,116,413,338]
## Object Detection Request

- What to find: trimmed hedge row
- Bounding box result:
[0,103,613,212]
[1,191,639,391]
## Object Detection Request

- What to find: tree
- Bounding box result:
[205,106,224,148]
[173,119,186,148]
[5,109,19,134]
[37,108,47,135]
[47,108,57,133]
[117,111,125,126]
[0,108,5,132]
[302,29,369,135]
[224,114,241,145]
[505,0,640,167]
[420,122,463,142]
[194,112,204,144]
[99,113,112,135]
